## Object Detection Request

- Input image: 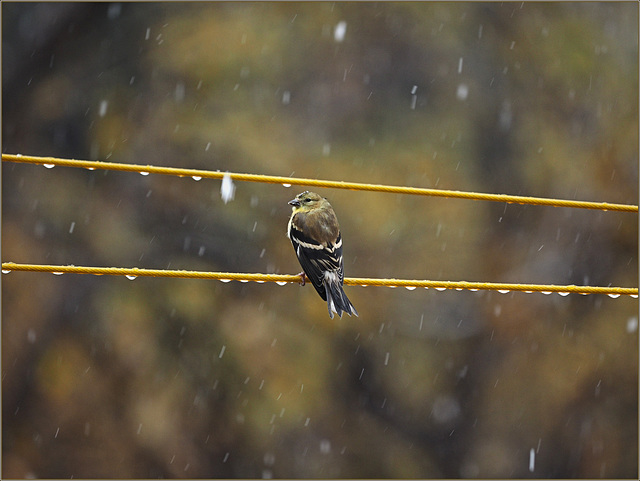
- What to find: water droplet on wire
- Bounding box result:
[44,163,55,169]
[607,293,620,299]
[2,269,11,274]
[126,275,137,280]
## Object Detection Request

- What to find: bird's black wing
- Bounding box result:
[289,225,343,301]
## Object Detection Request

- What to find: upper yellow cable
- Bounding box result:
[3,154,637,212]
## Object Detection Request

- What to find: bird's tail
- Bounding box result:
[324,278,358,319]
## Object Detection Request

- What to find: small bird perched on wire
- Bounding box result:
[287,191,358,319]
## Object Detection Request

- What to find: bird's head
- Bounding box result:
[288,191,326,212]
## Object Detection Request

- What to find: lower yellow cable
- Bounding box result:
[2,262,636,297]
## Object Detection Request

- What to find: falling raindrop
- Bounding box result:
[175,81,186,102]
[626,317,638,333]
[456,84,469,100]
[107,3,122,20]
[221,173,236,203]
[264,452,276,466]
[320,439,331,454]
[27,329,37,343]
[334,21,347,42]
[99,100,108,117]
[529,448,535,472]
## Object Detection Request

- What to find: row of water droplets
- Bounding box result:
[0,268,632,298]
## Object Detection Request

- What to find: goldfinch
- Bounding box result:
[287,191,358,319]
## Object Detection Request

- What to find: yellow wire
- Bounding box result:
[3,153,637,212]
[2,263,637,297]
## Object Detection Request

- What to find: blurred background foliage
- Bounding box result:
[2,2,638,478]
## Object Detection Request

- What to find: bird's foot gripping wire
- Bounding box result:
[296,272,308,286]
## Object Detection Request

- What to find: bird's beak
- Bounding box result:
[288,198,300,207]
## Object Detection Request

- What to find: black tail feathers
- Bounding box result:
[324,279,358,319]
